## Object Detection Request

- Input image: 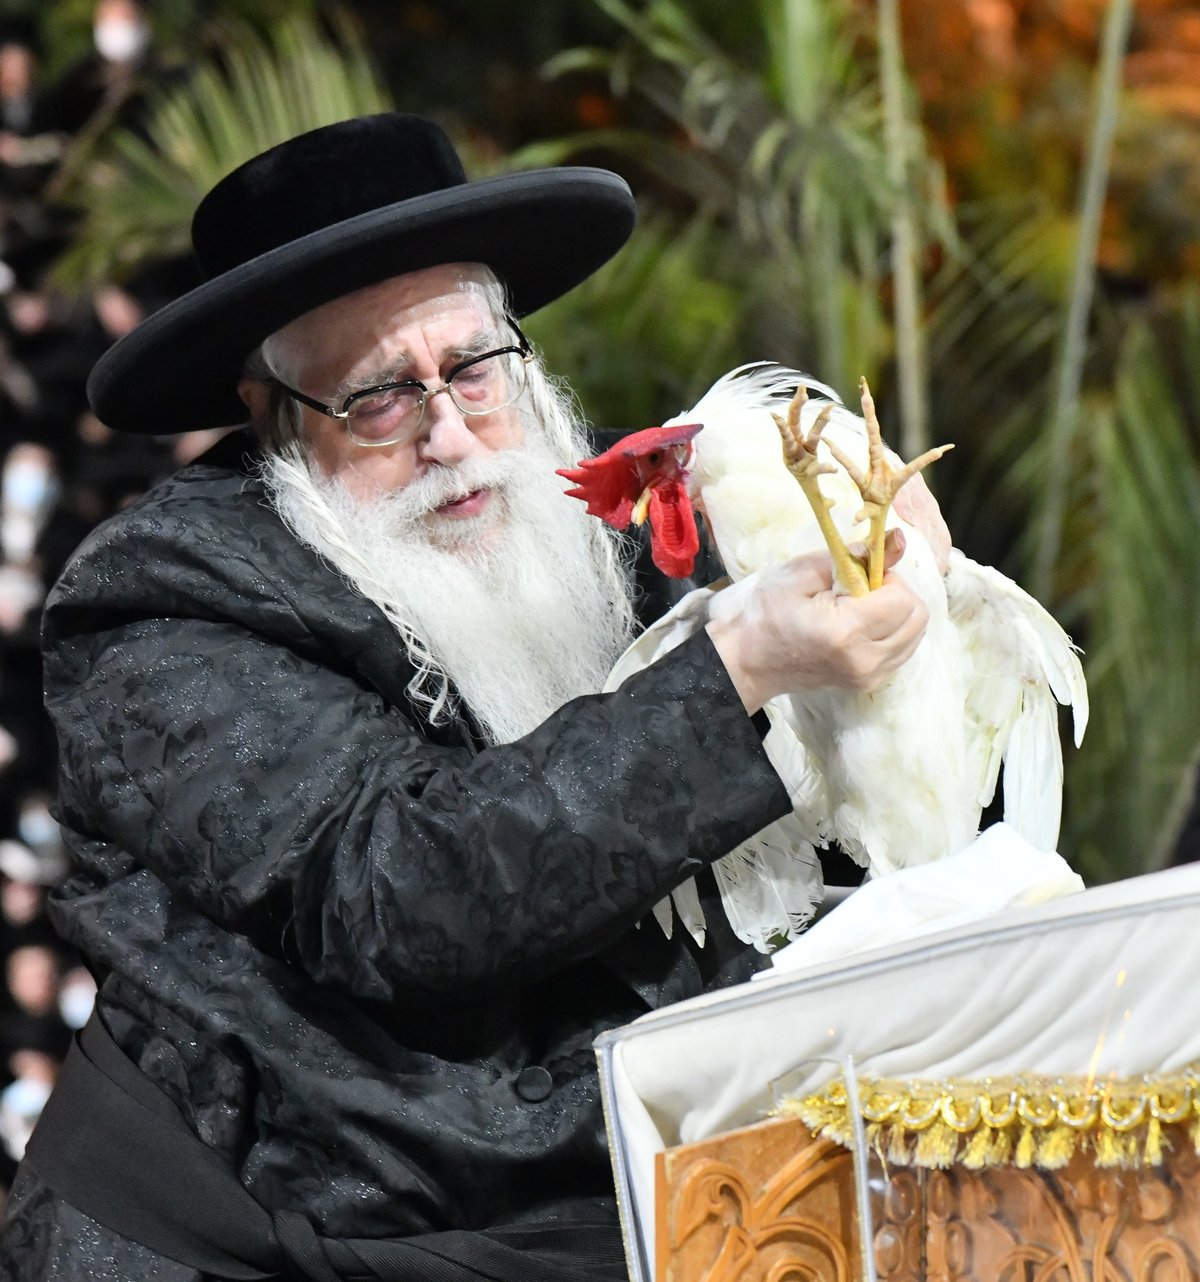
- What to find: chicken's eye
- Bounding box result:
[647,451,662,465]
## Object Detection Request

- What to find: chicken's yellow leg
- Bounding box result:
[774,386,870,597]
[823,378,954,590]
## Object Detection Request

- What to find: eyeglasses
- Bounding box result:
[269,325,535,448]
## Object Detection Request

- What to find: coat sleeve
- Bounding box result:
[45,546,791,1001]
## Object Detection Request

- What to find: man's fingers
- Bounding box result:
[778,550,836,596]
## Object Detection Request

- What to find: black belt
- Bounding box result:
[25,1010,628,1282]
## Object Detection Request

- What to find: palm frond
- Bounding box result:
[524,213,746,429]
[1031,0,1136,602]
[1068,309,1200,878]
[536,0,950,397]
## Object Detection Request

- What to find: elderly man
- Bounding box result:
[0,114,928,1281]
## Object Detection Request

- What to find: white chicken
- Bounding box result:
[560,365,1089,950]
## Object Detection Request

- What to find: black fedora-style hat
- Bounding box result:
[87,113,636,434]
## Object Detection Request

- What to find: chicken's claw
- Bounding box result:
[774,384,869,597]
[775,385,837,482]
[822,378,954,590]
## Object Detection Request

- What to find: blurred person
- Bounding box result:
[0,931,71,1072]
[0,23,65,279]
[1,442,58,567]
[0,25,38,138]
[0,1047,57,1164]
[0,273,40,425]
[0,839,68,928]
[0,22,63,184]
[91,280,142,338]
[4,945,58,1021]
[1,254,178,585]
[0,844,79,1198]
[54,965,94,1032]
[0,876,44,933]
[47,0,157,139]
[0,114,934,1281]
[12,795,63,869]
[0,444,59,809]
[0,561,41,636]
[92,0,153,68]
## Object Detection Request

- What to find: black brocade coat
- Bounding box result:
[1,441,791,1280]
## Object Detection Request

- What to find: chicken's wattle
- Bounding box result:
[645,481,699,578]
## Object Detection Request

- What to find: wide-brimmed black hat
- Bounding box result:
[87,113,636,434]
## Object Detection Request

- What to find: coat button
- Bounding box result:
[515,1066,553,1102]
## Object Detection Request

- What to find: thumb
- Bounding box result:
[882,526,908,569]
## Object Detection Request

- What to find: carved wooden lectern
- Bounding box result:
[657,1113,1200,1281]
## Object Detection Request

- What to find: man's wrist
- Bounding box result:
[704,616,765,716]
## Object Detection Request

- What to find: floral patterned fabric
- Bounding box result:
[1,439,791,1279]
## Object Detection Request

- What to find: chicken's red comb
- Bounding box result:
[614,422,703,457]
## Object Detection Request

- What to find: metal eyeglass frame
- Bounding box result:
[268,322,535,448]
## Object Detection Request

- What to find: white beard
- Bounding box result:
[261,438,636,744]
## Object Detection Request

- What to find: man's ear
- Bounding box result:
[238,377,271,426]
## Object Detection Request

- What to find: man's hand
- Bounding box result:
[705,532,929,714]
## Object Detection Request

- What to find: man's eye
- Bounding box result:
[454,360,496,388]
[353,386,421,419]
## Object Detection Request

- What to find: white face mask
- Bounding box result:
[17,805,59,851]
[59,976,97,1030]
[0,1076,51,1161]
[94,18,150,63]
[2,459,54,512]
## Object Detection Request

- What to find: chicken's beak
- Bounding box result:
[631,485,654,527]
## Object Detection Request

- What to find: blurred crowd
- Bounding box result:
[0,0,215,1207]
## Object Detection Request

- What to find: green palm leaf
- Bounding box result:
[525,0,952,396]
[1070,308,1200,878]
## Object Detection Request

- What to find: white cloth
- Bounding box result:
[766,823,1084,975]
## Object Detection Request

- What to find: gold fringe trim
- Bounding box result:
[779,1067,1200,1171]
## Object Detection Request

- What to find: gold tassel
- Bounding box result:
[789,1096,836,1134]
[990,1126,1013,1166]
[1094,1126,1121,1167]
[1015,1124,1037,1168]
[804,1098,852,1147]
[1035,1123,1077,1169]
[1144,1116,1164,1166]
[914,1119,959,1169]
[1096,1129,1139,1168]
[960,1125,995,1170]
[887,1124,911,1166]
[1120,1131,1139,1167]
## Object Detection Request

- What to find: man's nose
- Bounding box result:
[417,391,479,465]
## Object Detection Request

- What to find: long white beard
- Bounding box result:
[261,438,636,744]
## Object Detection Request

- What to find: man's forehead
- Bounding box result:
[269,262,499,383]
